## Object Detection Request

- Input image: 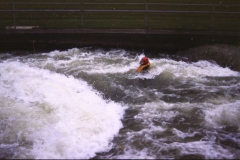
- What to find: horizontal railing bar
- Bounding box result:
[1,9,240,14]
[148,3,240,7]
[85,10,240,14]
[0,2,141,5]
[1,2,240,7]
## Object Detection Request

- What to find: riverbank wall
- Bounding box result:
[0,29,239,53]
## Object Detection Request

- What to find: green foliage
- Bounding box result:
[0,0,239,31]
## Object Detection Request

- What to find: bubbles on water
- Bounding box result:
[1,47,240,159]
[204,100,240,128]
[0,61,125,159]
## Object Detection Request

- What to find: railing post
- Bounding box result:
[81,2,84,28]
[211,4,215,29]
[12,2,16,29]
[145,1,148,29]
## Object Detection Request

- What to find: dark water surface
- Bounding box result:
[0,47,240,159]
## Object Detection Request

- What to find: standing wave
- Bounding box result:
[0,61,125,159]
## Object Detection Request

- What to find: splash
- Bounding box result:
[0,61,125,159]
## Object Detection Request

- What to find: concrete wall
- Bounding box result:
[0,29,239,53]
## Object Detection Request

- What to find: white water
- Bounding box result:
[1,48,240,159]
[0,60,125,159]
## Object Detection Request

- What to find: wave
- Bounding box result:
[177,44,240,72]
[0,61,125,159]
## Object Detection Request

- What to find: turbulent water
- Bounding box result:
[0,47,240,159]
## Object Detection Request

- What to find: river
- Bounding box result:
[0,47,240,159]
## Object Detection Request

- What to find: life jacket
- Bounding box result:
[137,62,150,73]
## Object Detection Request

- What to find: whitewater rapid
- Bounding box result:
[0,59,125,159]
[0,47,240,159]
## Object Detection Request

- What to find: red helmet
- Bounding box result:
[140,57,149,65]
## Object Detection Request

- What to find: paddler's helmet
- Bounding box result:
[140,56,149,65]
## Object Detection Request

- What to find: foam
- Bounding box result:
[204,100,240,128]
[1,48,240,159]
[169,141,234,159]
[154,60,239,79]
[0,61,125,159]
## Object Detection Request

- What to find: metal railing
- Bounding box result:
[1,2,240,30]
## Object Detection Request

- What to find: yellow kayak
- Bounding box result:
[136,63,150,73]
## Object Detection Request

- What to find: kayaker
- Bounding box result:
[136,56,150,73]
